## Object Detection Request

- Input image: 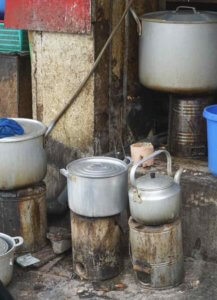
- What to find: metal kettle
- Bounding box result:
[129,150,183,225]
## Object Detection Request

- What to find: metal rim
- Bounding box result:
[66,156,128,178]
[128,217,181,232]
[0,237,9,255]
[0,234,13,257]
[0,118,47,143]
[140,10,217,24]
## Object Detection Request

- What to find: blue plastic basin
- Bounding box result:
[0,0,5,20]
[203,105,217,176]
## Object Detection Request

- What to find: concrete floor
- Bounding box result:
[8,254,217,299]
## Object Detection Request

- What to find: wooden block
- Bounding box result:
[0,52,32,118]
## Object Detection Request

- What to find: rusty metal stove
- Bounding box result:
[70,212,123,281]
[168,94,214,158]
[0,182,47,253]
[129,217,184,289]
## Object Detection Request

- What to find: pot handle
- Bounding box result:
[60,168,69,178]
[124,156,133,169]
[130,8,142,36]
[12,237,24,248]
[175,6,197,14]
[44,120,55,139]
[130,150,172,188]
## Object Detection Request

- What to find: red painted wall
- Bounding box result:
[5,0,91,34]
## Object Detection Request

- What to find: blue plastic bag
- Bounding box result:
[0,118,24,138]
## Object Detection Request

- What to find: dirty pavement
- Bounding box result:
[8,255,217,300]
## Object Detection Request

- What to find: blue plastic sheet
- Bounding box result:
[0,118,24,138]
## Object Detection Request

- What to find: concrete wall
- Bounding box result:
[31,31,94,151]
[31,32,95,211]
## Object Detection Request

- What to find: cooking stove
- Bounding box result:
[168,94,214,158]
[0,182,47,253]
[70,212,123,281]
[129,217,184,289]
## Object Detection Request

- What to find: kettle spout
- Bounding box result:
[174,168,183,184]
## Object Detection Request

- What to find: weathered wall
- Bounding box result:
[181,173,217,261]
[93,0,110,154]
[31,31,95,211]
[93,0,160,153]
[126,0,169,143]
[31,31,94,150]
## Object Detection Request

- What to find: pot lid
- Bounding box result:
[0,237,9,256]
[141,7,217,24]
[136,172,174,191]
[66,156,127,178]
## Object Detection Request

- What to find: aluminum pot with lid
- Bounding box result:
[0,118,47,190]
[129,150,183,225]
[0,233,23,286]
[60,156,129,217]
[131,6,217,94]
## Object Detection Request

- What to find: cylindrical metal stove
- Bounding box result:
[129,217,184,289]
[71,212,123,281]
[0,182,47,253]
[168,95,214,158]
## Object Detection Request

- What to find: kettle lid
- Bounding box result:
[136,172,174,191]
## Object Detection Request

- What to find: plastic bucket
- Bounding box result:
[0,0,5,20]
[203,105,217,176]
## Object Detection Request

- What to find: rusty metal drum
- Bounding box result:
[129,217,184,289]
[71,212,123,281]
[168,95,214,158]
[0,182,47,253]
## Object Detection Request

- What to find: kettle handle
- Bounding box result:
[130,150,172,188]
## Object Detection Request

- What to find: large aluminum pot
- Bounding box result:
[131,6,217,94]
[0,233,23,286]
[0,118,47,190]
[129,150,183,225]
[61,156,129,217]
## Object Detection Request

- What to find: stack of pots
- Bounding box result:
[60,156,129,281]
[128,150,184,289]
[0,118,48,285]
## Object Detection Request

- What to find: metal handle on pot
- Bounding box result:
[130,150,172,188]
[124,156,133,169]
[45,120,55,139]
[60,169,76,181]
[130,8,142,36]
[60,169,69,178]
[12,237,24,248]
[175,6,197,14]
